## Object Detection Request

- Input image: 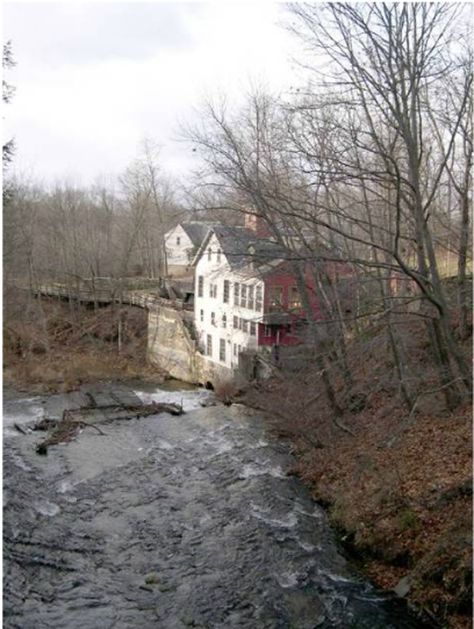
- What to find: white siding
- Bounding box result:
[194,233,265,370]
[165,225,194,266]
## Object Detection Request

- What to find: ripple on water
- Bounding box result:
[298,540,320,552]
[3,402,44,432]
[250,503,299,529]
[201,434,235,456]
[133,387,214,412]
[33,500,61,517]
[293,503,323,519]
[239,463,286,480]
[57,480,80,494]
[10,451,32,471]
[275,571,300,589]
[154,438,175,451]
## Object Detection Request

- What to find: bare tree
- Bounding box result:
[287,2,472,405]
[2,40,16,170]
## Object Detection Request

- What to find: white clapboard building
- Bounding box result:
[193,222,285,371]
[164,222,218,277]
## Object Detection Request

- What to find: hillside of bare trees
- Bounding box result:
[3,140,184,390]
[181,5,472,625]
[183,4,472,415]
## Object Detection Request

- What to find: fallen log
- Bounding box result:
[35,401,184,455]
[36,419,92,455]
[32,418,58,432]
[13,423,29,435]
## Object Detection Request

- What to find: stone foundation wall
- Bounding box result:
[147,305,232,386]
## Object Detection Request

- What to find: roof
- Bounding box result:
[180,222,220,247]
[193,224,289,272]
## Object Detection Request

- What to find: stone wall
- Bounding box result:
[147,305,232,387]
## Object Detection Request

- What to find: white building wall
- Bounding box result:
[194,233,265,372]
[165,225,194,266]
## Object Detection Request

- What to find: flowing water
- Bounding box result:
[3,383,427,629]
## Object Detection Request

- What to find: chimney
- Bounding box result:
[244,211,271,238]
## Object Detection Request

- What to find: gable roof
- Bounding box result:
[180,222,220,247]
[193,224,288,272]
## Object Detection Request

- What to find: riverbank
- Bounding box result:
[244,357,472,628]
[3,296,166,394]
[4,346,167,394]
[4,295,471,626]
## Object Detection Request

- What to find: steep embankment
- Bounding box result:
[244,321,472,628]
[3,295,165,393]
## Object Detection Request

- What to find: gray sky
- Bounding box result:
[3,2,301,187]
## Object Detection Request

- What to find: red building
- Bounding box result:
[256,258,353,348]
[257,262,318,347]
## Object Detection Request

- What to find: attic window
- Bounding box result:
[176,236,181,245]
[217,249,221,263]
[248,245,256,268]
[208,248,212,261]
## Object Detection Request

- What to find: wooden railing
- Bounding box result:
[31,281,189,311]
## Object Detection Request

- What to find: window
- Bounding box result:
[250,321,256,336]
[200,309,204,322]
[289,286,302,309]
[233,315,238,328]
[208,248,212,261]
[248,285,254,310]
[219,339,226,362]
[238,318,243,330]
[223,280,230,304]
[211,312,216,326]
[209,283,217,298]
[241,285,247,308]
[255,285,263,311]
[242,319,248,333]
[233,343,237,356]
[217,249,221,263]
[222,314,227,328]
[234,282,240,305]
[198,276,204,298]
[269,286,283,307]
[264,325,272,337]
[206,334,213,356]
[176,236,181,245]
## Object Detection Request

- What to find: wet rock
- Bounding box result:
[394,574,413,598]
[144,572,160,585]
[199,399,217,408]
[139,585,154,592]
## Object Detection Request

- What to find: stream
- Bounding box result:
[3,382,427,628]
